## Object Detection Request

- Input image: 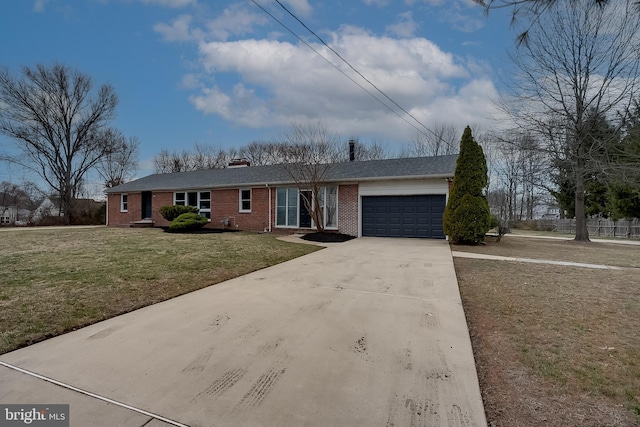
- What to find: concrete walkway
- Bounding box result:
[0,237,486,427]
[452,251,631,270]
[508,232,640,246]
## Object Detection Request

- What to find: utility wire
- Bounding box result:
[249,0,432,138]
[266,0,445,143]
[272,0,440,140]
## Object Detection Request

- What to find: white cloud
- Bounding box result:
[154,3,268,42]
[386,11,418,38]
[282,0,313,16]
[33,0,49,12]
[187,27,499,141]
[189,83,270,127]
[204,3,268,41]
[154,14,193,42]
[440,7,484,33]
[363,0,389,6]
[180,73,201,89]
[139,0,196,7]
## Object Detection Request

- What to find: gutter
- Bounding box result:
[267,184,272,233]
[104,174,455,194]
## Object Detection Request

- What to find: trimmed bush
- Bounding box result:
[169,212,208,232]
[443,126,491,244]
[159,205,199,222]
[445,194,491,243]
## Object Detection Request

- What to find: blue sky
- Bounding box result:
[1,0,516,185]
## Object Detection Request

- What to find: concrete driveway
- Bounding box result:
[0,237,486,427]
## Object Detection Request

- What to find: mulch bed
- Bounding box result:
[301,232,355,243]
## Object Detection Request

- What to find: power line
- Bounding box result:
[250,0,444,142]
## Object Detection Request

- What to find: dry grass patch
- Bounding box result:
[455,243,640,426]
[453,235,640,268]
[0,227,320,355]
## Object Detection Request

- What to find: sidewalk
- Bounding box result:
[508,232,640,246]
[451,250,631,270]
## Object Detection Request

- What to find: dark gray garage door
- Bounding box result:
[362,195,446,239]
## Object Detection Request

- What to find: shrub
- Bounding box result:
[490,214,511,242]
[443,126,492,244]
[446,194,491,244]
[169,213,208,232]
[159,205,199,222]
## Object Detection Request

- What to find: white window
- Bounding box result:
[239,189,251,212]
[321,186,338,229]
[275,186,338,229]
[120,194,128,212]
[276,188,298,227]
[174,191,211,220]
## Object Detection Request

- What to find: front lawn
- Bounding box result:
[0,227,320,355]
[455,236,640,426]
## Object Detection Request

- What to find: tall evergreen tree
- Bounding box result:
[443,126,491,244]
[609,99,640,219]
[551,109,620,218]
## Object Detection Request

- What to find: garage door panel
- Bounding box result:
[362,195,446,239]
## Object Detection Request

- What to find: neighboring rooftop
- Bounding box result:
[105,155,458,193]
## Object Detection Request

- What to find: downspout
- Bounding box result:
[105,195,109,226]
[267,184,272,233]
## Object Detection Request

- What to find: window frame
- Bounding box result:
[276,187,299,228]
[239,188,251,213]
[321,186,338,230]
[275,186,338,229]
[173,190,211,221]
[120,194,128,212]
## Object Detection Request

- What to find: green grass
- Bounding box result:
[0,227,321,354]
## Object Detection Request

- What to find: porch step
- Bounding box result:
[130,219,154,228]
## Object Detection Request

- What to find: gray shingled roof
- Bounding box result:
[105,155,458,193]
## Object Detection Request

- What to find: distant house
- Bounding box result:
[0,206,17,225]
[31,198,62,223]
[105,155,457,239]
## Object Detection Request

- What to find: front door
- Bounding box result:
[299,191,312,228]
[141,191,152,219]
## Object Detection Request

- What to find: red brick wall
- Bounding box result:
[107,192,172,227]
[108,185,361,235]
[107,193,142,226]
[338,184,359,237]
[151,192,173,227]
[211,188,272,231]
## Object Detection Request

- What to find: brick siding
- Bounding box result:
[338,184,359,237]
[212,188,272,232]
[108,184,360,235]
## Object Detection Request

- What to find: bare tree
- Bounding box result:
[501,0,640,241]
[154,149,187,173]
[408,122,459,157]
[154,143,236,173]
[472,0,633,45]
[360,138,390,160]
[238,140,285,165]
[278,123,341,233]
[96,129,139,188]
[0,64,118,224]
[192,143,231,170]
[489,131,549,224]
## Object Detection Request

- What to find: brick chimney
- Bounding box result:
[228,159,251,168]
[348,140,355,162]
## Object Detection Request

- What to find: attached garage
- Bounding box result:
[361,194,446,239]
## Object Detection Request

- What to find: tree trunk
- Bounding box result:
[574,161,590,241]
[312,187,324,233]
